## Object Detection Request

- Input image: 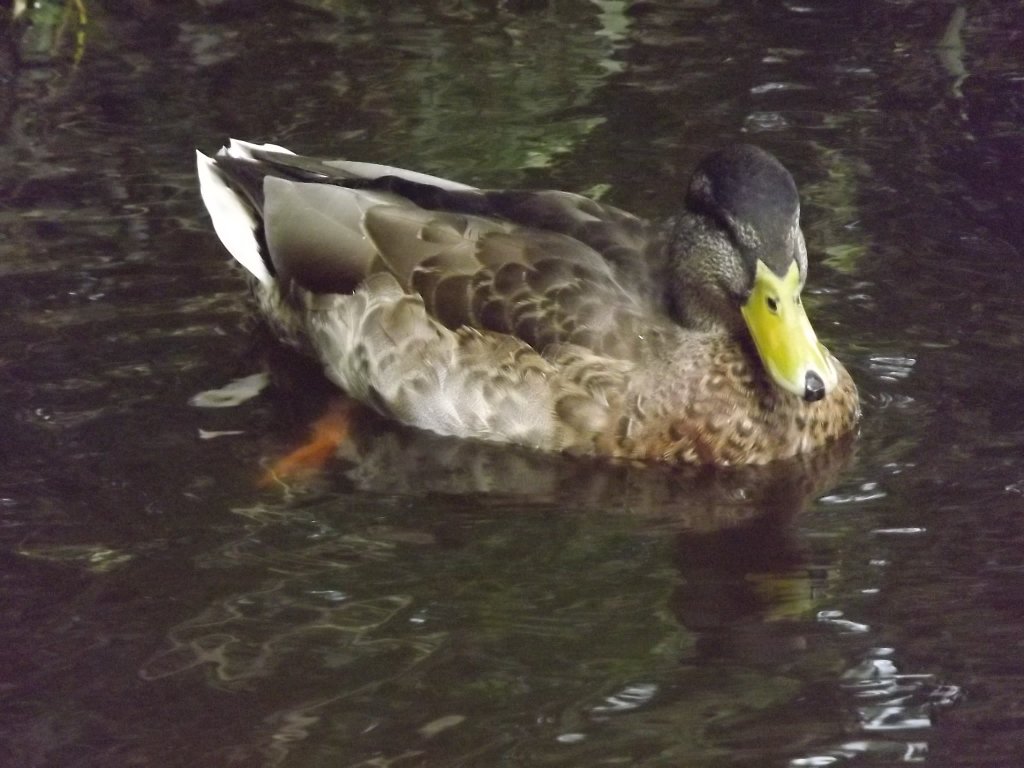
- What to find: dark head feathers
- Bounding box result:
[685,144,801,276]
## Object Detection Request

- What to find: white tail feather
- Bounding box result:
[222,138,296,160]
[196,150,273,284]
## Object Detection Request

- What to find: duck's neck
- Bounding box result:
[662,214,749,337]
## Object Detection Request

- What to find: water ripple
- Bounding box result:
[751,81,813,94]
[591,682,658,715]
[817,609,870,634]
[819,481,887,505]
[868,355,917,383]
[745,111,791,132]
[791,648,963,766]
[871,527,927,536]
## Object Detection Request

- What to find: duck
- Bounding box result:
[196,139,859,465]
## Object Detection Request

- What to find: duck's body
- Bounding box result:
[197,140,858,465]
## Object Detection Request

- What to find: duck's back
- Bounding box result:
[199,140,678,362]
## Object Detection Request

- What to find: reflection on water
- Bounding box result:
[125,388,956,765]
[1,0,1023,765]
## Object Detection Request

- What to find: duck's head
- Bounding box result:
[669,144,837,402]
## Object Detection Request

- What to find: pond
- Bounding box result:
[1,1,1022,765]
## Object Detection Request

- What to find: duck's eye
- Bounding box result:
[766,296,779,313]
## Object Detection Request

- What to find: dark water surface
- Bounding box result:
[2,1,1022,765]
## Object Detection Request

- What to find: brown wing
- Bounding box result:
[250,151,675,360]
[360,203,673,361]
[343,179,672,311]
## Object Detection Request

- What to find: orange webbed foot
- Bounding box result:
[260,400,355,488]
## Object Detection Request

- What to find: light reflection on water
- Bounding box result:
[1,0,1023,765]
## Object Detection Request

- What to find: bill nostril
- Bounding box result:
[804,371,825,402]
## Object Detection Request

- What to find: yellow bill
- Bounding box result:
[741,260,837,402]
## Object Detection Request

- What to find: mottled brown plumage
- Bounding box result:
[197,140,859,465]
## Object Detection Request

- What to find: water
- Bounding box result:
[1,0,1022,765]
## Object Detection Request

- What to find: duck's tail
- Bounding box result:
[197,138,477,290]
[196,146,275,285]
